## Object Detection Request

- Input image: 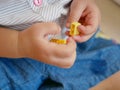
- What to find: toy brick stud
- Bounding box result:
[70,22,81,36]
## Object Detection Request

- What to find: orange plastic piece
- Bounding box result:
[50,39,66,44]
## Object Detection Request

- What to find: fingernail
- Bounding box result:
[67,37,71,41]
[66,23,70,28]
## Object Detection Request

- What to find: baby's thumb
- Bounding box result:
[66,0,86,27]
[66,10,80,28]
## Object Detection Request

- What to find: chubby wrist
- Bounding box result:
[17,30,29,58]
[0,27,20,58]
[13,30,20,58]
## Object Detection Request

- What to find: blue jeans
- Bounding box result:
[0,34,120,90]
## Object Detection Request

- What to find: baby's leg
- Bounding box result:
[0,58,47,90]
[40,37,120,90]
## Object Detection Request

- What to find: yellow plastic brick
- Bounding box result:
[70,22,81,36]
[50,39,67,44]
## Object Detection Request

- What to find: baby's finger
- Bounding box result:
[73,33,95,42]
[78,24,96,35]
[65,31,70,36]
[44,22,61,35]
[66,0,87,27]
[52,37,76,57]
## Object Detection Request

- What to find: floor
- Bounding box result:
[96,0,120,42]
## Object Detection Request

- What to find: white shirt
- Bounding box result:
[0,0,71,31]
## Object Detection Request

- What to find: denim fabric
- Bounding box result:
[0,36,120,90]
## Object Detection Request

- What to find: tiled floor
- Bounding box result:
[96,0,120,42]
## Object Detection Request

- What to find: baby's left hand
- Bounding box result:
[66,0,101,42]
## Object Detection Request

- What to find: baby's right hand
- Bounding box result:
[18,23,76,68]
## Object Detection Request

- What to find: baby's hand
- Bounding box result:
[66,0,100,42]
[18,23,76,68]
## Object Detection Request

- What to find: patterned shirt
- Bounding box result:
[0,0,71,31]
